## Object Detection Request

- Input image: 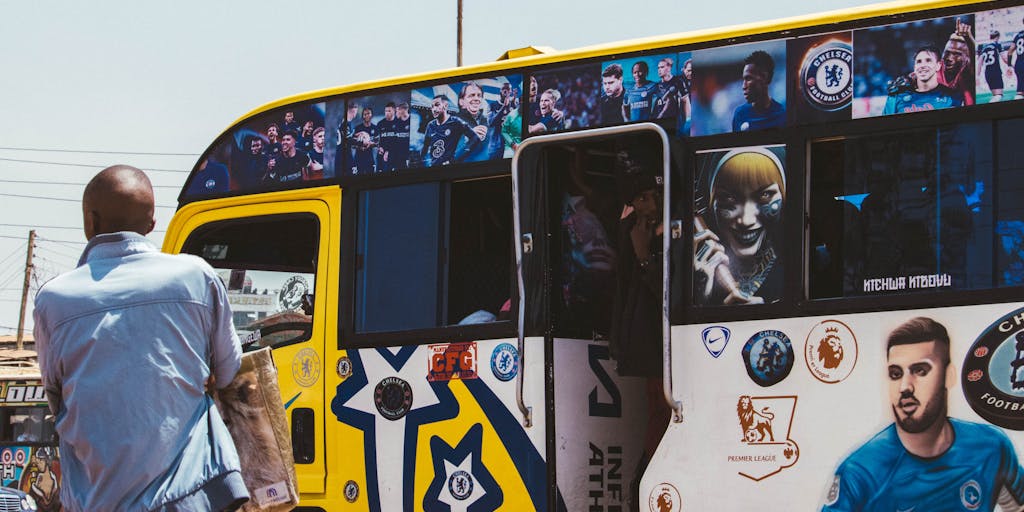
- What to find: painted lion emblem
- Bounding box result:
[737,395,775,443]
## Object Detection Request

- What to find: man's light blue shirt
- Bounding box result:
[33,232,247,512]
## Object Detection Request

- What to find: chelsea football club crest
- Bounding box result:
[490,343,519,382]
[448,470,474,500]
[741,330,794,387]
[800,40,853,111]
[963,306,1024,430]
[374,376,413,420]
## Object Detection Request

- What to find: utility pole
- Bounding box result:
[16,230,35,351]
[457,0,463,67]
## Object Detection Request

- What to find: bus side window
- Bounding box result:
[997,118,1024,286]
[808,122,997,298]
[354,177,512,334]
[181,215,320,350]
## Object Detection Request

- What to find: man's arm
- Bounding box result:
[32,307,62,416]
[208,270,242,389]
[997,431,1024,510]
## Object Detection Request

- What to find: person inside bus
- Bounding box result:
[560,148,617,335]
[693,147,785,305]
[608,148,671,507]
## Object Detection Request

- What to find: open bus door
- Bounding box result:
[165,188,338,497]
[513,123,679,511]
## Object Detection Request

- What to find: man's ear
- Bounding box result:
[83,210,100,241]
[945,360,958,391]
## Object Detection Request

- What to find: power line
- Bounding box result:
[0,223,166,233]
[0,178,180,189]
[0,146,199,157]
[35,236,87,246]
[0,192,176,208]
[34,243,81,261]
[0,157,190,173]
[0,242,26,270]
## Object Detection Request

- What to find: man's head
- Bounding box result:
[500,82,512,100]
[540,89,560,115]
[991,29,1001,41]
[431,95,449,119]
[742,50,774,106]
[886,317,952,434]
[281,131,298,153]
[284,111,295,124]
[602,64,624,97]
[361,108,373,124]
[384,102,396,121]
[529,76,538,100]
[249,136,263,155]
[313,127,325,148]
[942,35,971,81]
[397,102,410,119]
[347,104,359,121]
[459,82,484,116]
[632,61,649,84]
[657,58,674,81]
[913,46,941,86]
[82,165,156,240]
[266,123,279,140]
[683,59,693,80]
[302,120,314,134]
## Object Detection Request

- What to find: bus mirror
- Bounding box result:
[521,233,533,254]
[671,220,683,240]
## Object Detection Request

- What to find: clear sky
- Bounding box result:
[0,0,881,335]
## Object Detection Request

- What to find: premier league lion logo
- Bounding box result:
[737,395,775,443]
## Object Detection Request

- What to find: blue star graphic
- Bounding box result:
[424,423,502,512]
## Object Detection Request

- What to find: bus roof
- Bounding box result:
[229,0,980,128]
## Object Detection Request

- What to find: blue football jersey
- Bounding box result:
[732,99,786,131]
[351,122,378,174]
[422,115,477,166]
[823,419,1024,511]
[623,81,659,121]
[883,85,964,115]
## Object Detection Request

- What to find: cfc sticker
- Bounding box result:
[490,343,519,382]
[800,40,853,111]
[292,348,320,387]
[374,376,413,421]
[804,319,857,383]
[741,330,794,387]
[963,307,1024,429]
[648,482,680,512]
[428,342,478,381]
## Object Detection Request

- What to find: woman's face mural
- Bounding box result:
[711,149,785,261]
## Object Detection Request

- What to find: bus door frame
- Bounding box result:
[509,121,682,430]
[166,189,338,494]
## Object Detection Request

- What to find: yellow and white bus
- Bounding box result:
[165,0,1024,509]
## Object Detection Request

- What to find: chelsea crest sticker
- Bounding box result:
[963,307,1024,430]
[742,330,794,387]
[490,343,519,382]
[374,376,413,421]
[292,348,320,387]
[800,40,853,111]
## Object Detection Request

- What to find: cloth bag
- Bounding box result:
[214,347,299,511]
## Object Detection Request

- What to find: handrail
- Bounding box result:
[510,122,683,428]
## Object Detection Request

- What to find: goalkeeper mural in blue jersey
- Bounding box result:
[823,317,1024,511]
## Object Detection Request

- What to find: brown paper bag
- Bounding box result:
[215,347,299,512]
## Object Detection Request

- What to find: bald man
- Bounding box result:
[33,165,247,512]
